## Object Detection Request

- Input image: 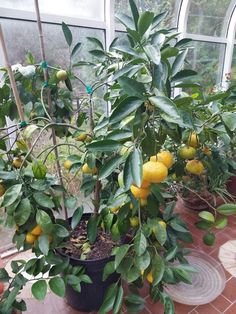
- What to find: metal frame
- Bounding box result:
[0,0,236,85]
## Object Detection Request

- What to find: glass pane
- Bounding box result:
[187,0,231,37]
[0,0,105,21]
[115,31,129,46]
[115,0,181,28]
[0,18,106,112]
[186,41,225,89]
[230,45,236,83]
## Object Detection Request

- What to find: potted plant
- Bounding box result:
[1,1,236,313]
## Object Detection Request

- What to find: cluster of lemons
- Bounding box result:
[130,150,174,202]
[24,225,52,245]
[178,132,207,176]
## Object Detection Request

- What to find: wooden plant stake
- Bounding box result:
[34,0,68,219]
[0,23,24,122]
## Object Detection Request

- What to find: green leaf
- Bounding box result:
[114,244,130,269]
[172,50,188,77]
[32,160,47,179]
[198,211,215,223]
[53,224,69,237]
[87,37,104,50]
[38,234,49,255]
[87,215,99,244]
[65,77,73,91]
[134,250,151,271]
[195,220,213,230]
[164,295,175,314]
[216,203,236,215]
[152,11,168,28]
[165,246,178,262]
[99,156,124,180]
[2,184,22,207]
[36,210,52,233]
[71,206,84,229]
[62,22,72,46]
[0,268,10,282]
[138,11,154,36]
[113,285,124,314]
[221,112,236,131]
[71,42,81,57]
[110,97,143,125]
[153,222,167,246]
[134,230,147,256]
[144,44,160,65]
[33,192,54,208]
[161,47,179,59]
[172,69,197,82]
[14,198,31,226]
[49,277,65,297]
[116,13,135,30]
[0,170,16,180]
[129,0,139,29]
[98,283,118,314]
[31,280,47,300]
[152,254,165,285]
[86,140,121,152]
[215,217,228,229]
[118,77,146,99]
[123,154,133,190]
[149,96,182,124]
[65,197,77,210]
[106,130,132,141]
[131,148,143,188]
[103,261,115,281]
[170,221,188,233]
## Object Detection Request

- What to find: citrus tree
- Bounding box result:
[0,1,236,313]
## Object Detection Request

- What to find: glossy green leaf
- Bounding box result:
[0,268,10,282]
[198,211,215,223]
[99,156,124,180]
[149,96,182,124]
[62,22,72,46]
[216,203,236,215]
[134,250,151,271]
[103,261,115,281]
[106,130,132,141]
[33,192,54,208]
[131,148,143,188]
[115,244,130,269]
[118,77,146,98]
[215,217,228,229]
[53,224,69,237]
[144,44,160,65]
[38,234,49,255]
[87,37,104,50]
[129,0,139,28]
[110,97,143,124]
[134,230,147,256]
[2,184,22,207]
[31,280,47,300]
[138,11,154,36]
[172,50,188,77]
[14,198,31,226]
[98,283,118,314]
[87,215,99,244]
[71,42,81,57]
[152,254,165,285]
[49,277,65,297]
[71,206,84,229]
[152,11,168,29]
[86,140,121,152]
[36,210,52,233]
[113,285,124,314]
[116,13,135,30]
[172,69,197,82]
[123,154,133,190]
[221,112,236,131]
[195,220,213,230]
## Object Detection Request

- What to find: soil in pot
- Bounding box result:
[57,214,122,312]
[180,189,214,212]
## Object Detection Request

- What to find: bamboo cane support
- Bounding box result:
[34,0,68,219]
[0,23,24,122]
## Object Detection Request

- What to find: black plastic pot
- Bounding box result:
[57,214,120,312]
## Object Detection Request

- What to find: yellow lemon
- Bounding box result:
[146,272,153,284]
[25,233,37,245]
[0,184,5,197]
[76,133,87,142]
[188,132,199,148]
[140,198,147,207]
[12,157,23,169]
[150,151,174,169]
[63,160,73,170]
[130,203,134,210]
[186,160,205,175]
[130,216,139,228]
[178,146,196,159]
[82,163,97,175]
[30,225,42,236]
[130,185,150,199]
[143,161,168,183]
[141,269,144,276]
[159,221,167,228]
[56,70,67,81]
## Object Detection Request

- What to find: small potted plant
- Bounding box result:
[1,1,236,313]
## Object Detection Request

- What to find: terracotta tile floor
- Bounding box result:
[1,198,236,314]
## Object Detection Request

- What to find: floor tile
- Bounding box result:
[222,278,236,302]
[194,303,220,313]
[224,302,236,314]
[173,302,197,314]
[210,295,232,312]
